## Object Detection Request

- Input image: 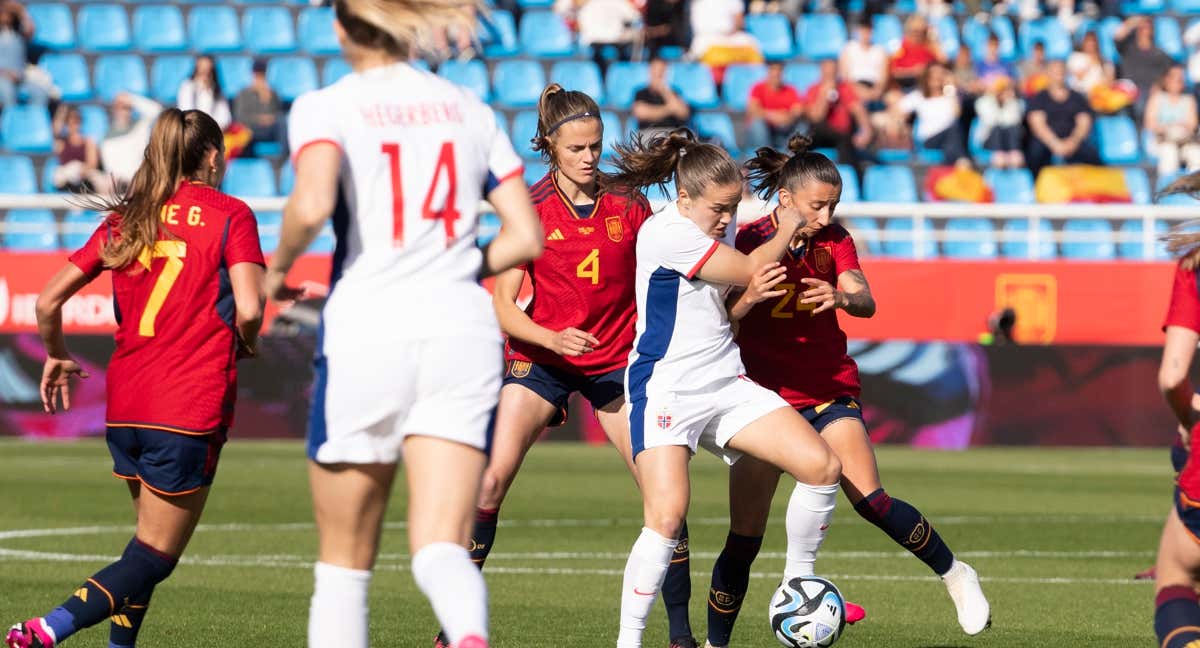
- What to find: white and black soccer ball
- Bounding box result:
[768,576,845,648]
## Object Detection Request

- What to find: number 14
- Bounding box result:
[381,141,461,246]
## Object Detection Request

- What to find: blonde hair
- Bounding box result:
[609,128,742,200]
[334,0,479,57]
[1161,171,1200,269]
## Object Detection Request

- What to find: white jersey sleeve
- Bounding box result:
[482,109,523,194]
[288,90,343,160]
[647,216,722,279]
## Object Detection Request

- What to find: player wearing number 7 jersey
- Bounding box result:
[261,2,543,648]
[7,109,265,648]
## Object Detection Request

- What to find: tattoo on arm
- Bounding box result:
[839,269,876,317]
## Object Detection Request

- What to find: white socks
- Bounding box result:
[783,482,839,580]
[309,561,371,648]
[616,527,678,648]
[412,542,489,646]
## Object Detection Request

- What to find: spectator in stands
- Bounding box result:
[1026,60,1102,177]
[889,15,946,92]
[953,47,983,96]
[0,3,47,109]
[631,57,691,139]
[643,0,688,56]
[689,10,763,82]
[898,62,970,166]
[100,93,163,192]
[804,58,873,171]
[1019,41,1048,96]
[567,0,640,75]
[1144,65,1200,176]
[235,60,284,155]
[51,105,108,193]
[746,61,803,151]
[1067,32,1114,97]
[975,76,1024,169]
[177,55,232,131]
[974,33,1015,86]
[1115,16,1173,118]
[689,0,741,47]
[840,19,889,104]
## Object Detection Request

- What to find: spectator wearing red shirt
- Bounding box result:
[746,62,804,150]
[804,59,873,173]
[889,14,945,91]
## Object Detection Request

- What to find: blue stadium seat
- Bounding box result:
[519,12,575,57]
[746,14,794,60]
[1074,17,1120,62]
[836,164,860,202]
[605,62,649,109]
[41,158,59,192]
[1158,172,1200,206]
[62,212,100,251]
[279,160,295,196]
[668,63,719,109]
[600,111,623,159]
[78,5,131,52]
[299,7,341,55]
[552,61,606,105]
[722,64,766,112]
[934,15,960,60]
[3,210,58,252]
[984,168,1035,205]
[323,58,352,86]
[267,57,318,102]
[1019,18,1072,60]
[0,156,37,194]
[962,16,1017,62]
[27,4,75,50]
[216,57,253,97]
[1124,167,1152,204]
[1118,219,1169,259]
[440,59,490,101]
[41,54,91,102]
[150,56,193,103]
[1001,219,1057,259]
[133,5,186,53]
[1061,219,1116,259]
[871,14,903,53]
[1096,115,1140,164]
[256,212,281,251]
[511,111,539,160]
[80,105,109,141]
[189,6,242,53]
[518,0,555,9]
[494,60,546,108]
[1,105,53,153]
[1172,0,1200,12]
[1154,16,1184,61]
[221,158,277,197]
[863,165,917,202]
[843,217,880,254]
[693,112,738,155]
[243,7,298,55]
[480,11,519,58]
[967,118,991,165]
[1121,0,1167,12]
[783,62,820,95]
[524,161,549,186]
[943,218,998,259]
[882,218,936,258]
[94,55,148,103]
[797,13,847,60]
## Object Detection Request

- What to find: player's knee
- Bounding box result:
[477,470,507,509]
[644,512,685,541]
[809,449,841,486]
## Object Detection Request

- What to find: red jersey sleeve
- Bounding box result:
[831,226,861,274]
[67,221,110,280]
[223,204,266,267]
[734,222,762,255]
[1165,263,1200,333]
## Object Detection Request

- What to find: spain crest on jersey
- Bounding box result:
[813,246,833,274]
[508,360,532,378]
[605,216,624,243]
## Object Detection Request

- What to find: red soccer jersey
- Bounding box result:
[506,174,651,375]
[1165,261,1200,333]
[735,213,862,409]
[69,182,265,434]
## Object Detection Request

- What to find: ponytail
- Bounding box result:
[1162,171,1200,269]
[745,133,841,201]
[533,83,601,163]
[609,128,741,199]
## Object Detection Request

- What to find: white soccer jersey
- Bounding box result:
[288,62,523,339]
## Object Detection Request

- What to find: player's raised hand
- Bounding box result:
[744,263,789,306]
[799,277,846,314]
[549,327,601,357]
[40,357,88,414]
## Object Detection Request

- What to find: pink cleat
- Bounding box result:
[1134,566,1156,581]
[845,601,867,625]
[6,619,55,648]
[456,636,489,648]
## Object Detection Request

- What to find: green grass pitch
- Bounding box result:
[0,440,1170,647]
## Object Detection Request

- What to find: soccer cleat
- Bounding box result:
[455,636,488,648]
[845,600,867,624]
[1134,566,1157,581]
[6,619,55,648]
[669,636,699,648]
[941,560,991,635]
[433,631,451,648]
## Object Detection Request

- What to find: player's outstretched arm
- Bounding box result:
[266,142,339,300]
[481,176,543,279]
[696,212,802,287]
[229,262,265,358]
[35,263,94,413]
[1161,325,1200,429]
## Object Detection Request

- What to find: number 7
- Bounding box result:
[137,241,187,337]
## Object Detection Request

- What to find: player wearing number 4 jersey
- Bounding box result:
[7,110,265,648]
[262,2,543,648]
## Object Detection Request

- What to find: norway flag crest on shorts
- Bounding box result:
[657,408,672,429]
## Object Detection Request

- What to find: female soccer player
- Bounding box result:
[1152,171,1200,648]
[263,2,543,647]
[454,84,697,648]
[608,129,843,648]
[702,136,991,647]
[6,109,265,648]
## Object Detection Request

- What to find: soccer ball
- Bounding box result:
[768,576,845,648]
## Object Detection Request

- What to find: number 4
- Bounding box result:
[381,141,461,247]
[137,241,186,337]
[576,249,600,285]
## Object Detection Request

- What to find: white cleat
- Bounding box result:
[703,643,724,648]
[941,560,991,635]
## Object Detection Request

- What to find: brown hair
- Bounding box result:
[609,128,741,199]
[1161,171,1200,269]
[89,109,224,270]
[532,83,601,164]
[745,134,842,201]
[334,0,478,58]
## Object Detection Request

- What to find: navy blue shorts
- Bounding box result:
[799,396,865,433]
[1176,486,1200,544]
[1173,440,1188,474]
[107,426,227,496]
[503,360,625,427]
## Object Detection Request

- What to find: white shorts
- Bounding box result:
[629,375,790,465]
[307,335,503,464]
